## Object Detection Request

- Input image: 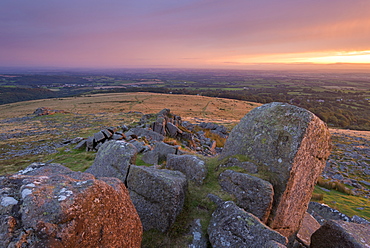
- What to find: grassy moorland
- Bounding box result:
[0,92,369,234]
[1,69,369,130]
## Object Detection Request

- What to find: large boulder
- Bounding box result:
[0,163,142,248]
[166,154,207,185]
[218,170,274,223]
[208,201,287,248]
[127,165,187,232]
[311,219,370,248]
[220,102,331,240]
[85,140,137,183]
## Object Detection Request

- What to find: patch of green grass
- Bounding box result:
[142,156,235,247]
[135,154,152,166]
[43,146,96,172]
[313,186,370,220]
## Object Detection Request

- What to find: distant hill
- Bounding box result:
[0,87,57,105]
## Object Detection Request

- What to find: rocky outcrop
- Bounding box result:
[127,165,187,232]
[0,163,142,247]
[208,201,287,248]
[221,102,332,241]
[218,170,274,223]
[33,107,67,116]
[166,154,207,185]
[74,127,126,151]
[310,220,370,248]
[85,140,137,183]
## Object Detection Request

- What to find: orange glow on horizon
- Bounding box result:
[218,50,370,66]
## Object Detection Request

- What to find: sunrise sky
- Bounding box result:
[1,0,370,70]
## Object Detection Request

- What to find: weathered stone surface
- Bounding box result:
[112,133,124,140]
[264,240,288,248]
[86,136,95,151]
[129,139,150,153]
[166,122,182,138]
[166,154,207,185]
[0,163,142,248]
[220,157,258,174]
[208,201,287,248]
[142,141,179,165]
[352,215,370,225]
[73,139,87,150]
[296,212,321,247]
[127,165,187,232]
[311,220,370,248]
[128,127,164,142]
[33,107,66,116]
[102,129,113,138]
[221,102,331,240]
[307,201,351,225]
[188,219,207,248]
[152,117,166,136]
[94,131,106,143]
[85,140,137,183]
[218,170,274,223]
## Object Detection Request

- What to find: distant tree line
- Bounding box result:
[0,87,56,105]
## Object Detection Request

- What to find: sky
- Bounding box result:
[1,0,370,70]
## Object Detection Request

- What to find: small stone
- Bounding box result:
[1,197,18,207]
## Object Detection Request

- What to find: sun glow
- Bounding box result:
[293,51,370,64]
[223,50,370,65]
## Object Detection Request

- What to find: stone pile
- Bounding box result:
[74,108,228,156]
[74,127,126,151]
[86,140,188,233]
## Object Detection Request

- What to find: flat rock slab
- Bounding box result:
[208,201,287,248]
[221,102,331,240]
[311,219,370,248]
[0,163,142,248]
[297,212,321,247]
[218,170,274,223]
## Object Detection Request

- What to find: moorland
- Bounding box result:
[0,92,369,225]
[1,68,369,130]
[0,69,369,245]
